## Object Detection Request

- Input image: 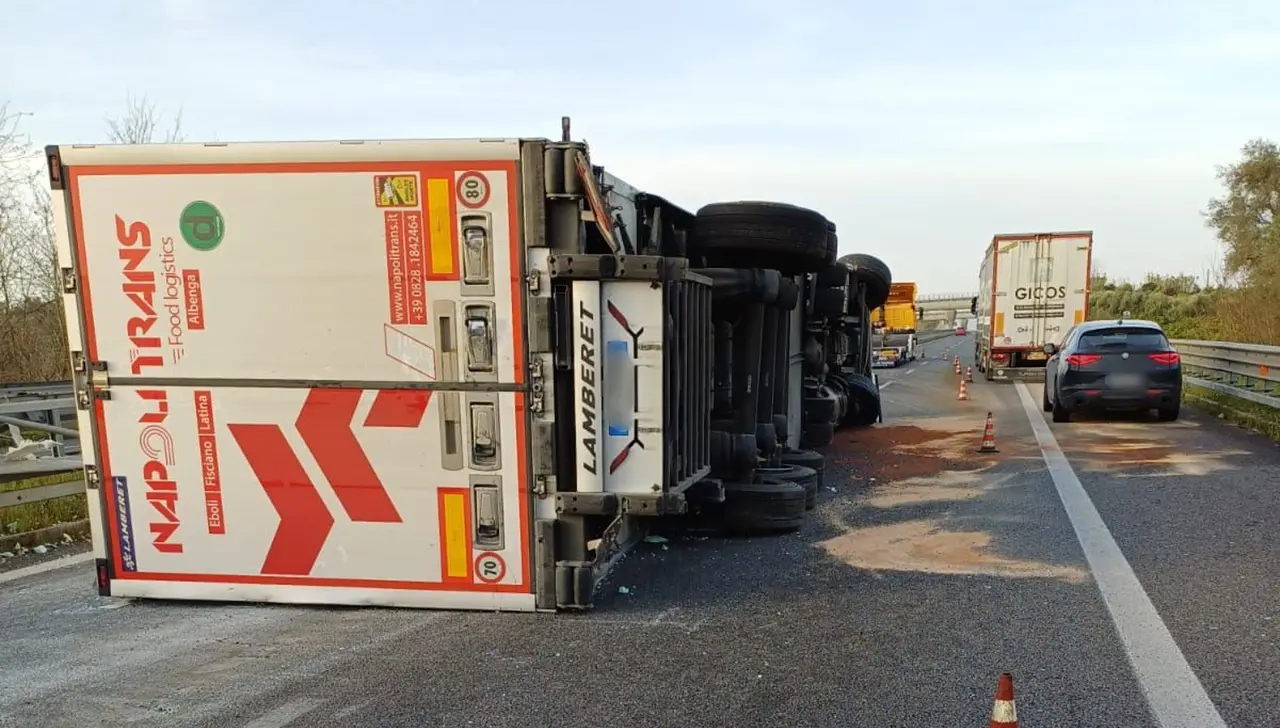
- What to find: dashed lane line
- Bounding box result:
[243,698,328,728]
[1014,382,1227,728]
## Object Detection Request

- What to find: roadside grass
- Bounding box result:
[1184,382,1280,442]
[0,471,86,536]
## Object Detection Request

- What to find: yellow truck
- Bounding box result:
[871,282,919,367]
[873,282,918,333]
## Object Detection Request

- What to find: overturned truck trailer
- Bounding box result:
[47,123,891,612]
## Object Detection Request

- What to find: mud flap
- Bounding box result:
[872,373,884,423]
[555,562,596,610]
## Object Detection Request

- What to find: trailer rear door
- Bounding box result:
[50,140,534,610]
[991,232,1091,352]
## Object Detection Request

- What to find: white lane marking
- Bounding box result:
[0,551,94,585]
[243,698,327,728]
[1014,383,1227,728]
[879,380,895,388]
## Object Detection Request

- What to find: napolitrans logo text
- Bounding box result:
[179,200,224,252]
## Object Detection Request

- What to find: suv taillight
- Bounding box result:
[1065,354,1101,366]
[1148,352,1180,365]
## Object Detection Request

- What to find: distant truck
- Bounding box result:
[871,282,918,367]
[974,231,1093,381]
[871,331,917,367]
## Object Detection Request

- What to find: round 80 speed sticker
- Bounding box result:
[456,171,491,209]
[474,552,506,584]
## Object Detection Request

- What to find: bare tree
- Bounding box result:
[0,94,186,381]
[105,94,184,144]
[0,104,42,304]
[0,104,69,380]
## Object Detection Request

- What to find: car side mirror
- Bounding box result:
[1043,343,1057,355]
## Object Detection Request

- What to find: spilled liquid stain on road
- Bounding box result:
[1063,422,1251,477]
[829,415,1026,490]
[861,469,993,508]
[816,519,1090,583]
[820,416,1085,581]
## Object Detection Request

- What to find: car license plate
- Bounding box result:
[879,349,898,358]
[1026,352,1046,361]
[1108,373,1144,389]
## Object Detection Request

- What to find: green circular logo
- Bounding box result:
[179,201,224,251]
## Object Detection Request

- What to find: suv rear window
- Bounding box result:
[1077,327,1170,351]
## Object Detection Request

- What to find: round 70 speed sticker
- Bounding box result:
[474,552,506,584]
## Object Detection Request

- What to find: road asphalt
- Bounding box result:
[2,335,1276,727]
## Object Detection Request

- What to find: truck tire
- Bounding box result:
[758,464,818,511]
[838,253,893,310]
[779,449,826,493]
[1051,395,1070,423]
[841,372,881,427]
[692,201,834,275]
[718,476,808,535]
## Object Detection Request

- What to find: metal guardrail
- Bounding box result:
[0,477,85,509]
[917,292,979,303]
[0,381,74,399]
[0,380,83,511]
[1171,339,1280,409]
[917,330,958,344]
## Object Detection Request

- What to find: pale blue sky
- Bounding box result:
[3,0,1275,292]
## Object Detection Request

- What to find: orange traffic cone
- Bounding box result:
[954,358,962,374]
[957,379,969,401]
[988,672,1018,727]
[976,412,999,453]
[966,366,974,382]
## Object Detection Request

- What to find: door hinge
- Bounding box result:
[84,464,101,490]
[61,267,76,294]
[529,357,545,415]
[76,361,111,409]
[77,387,111,409]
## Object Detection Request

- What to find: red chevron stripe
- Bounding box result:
[227,423,334,575]
[606,300,631,330]
[363,390,431,428]
[296,388,403,523]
